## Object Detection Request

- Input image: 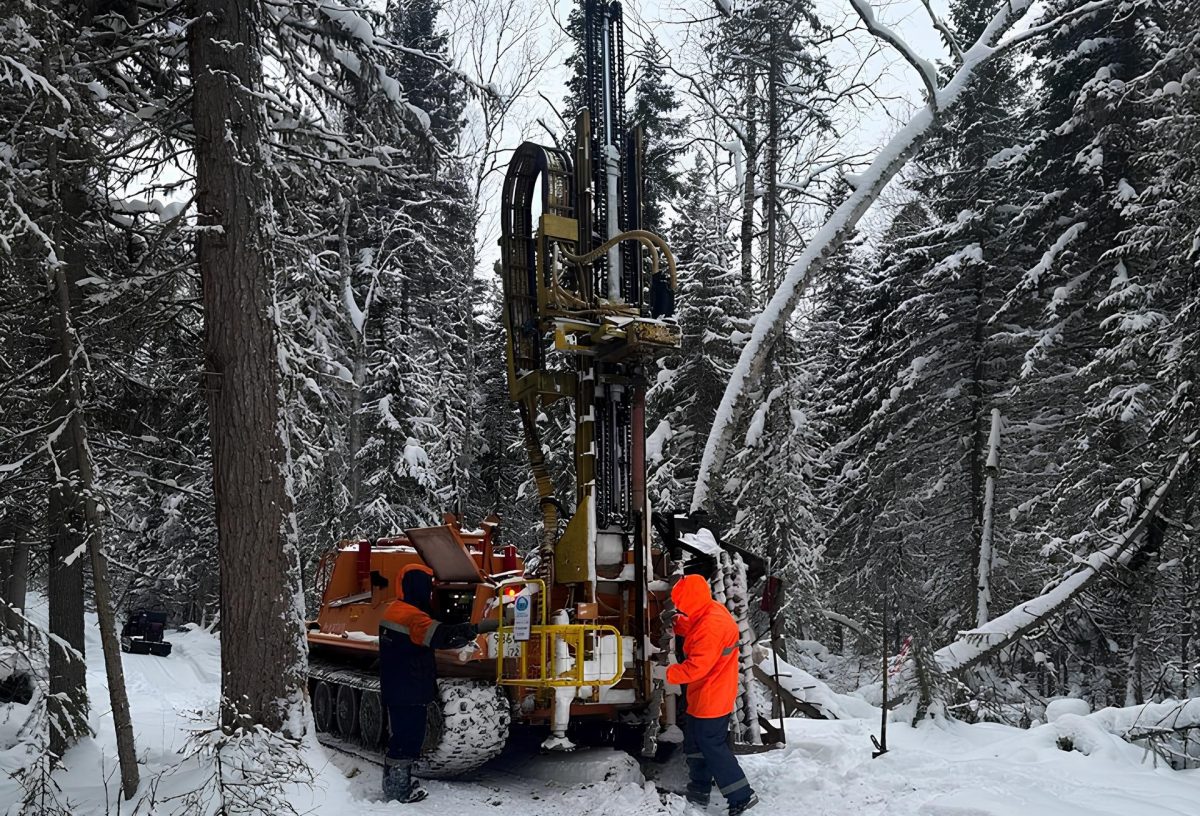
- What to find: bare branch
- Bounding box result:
[848,0,939,106]
[919,0,964,64]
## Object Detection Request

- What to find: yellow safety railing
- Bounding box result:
[496,623,624,689]
[494,579,624,690]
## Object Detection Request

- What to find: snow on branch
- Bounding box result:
[1087,699,1200,742]
[265,0,496,146]
[849,0,939,105]
[990,0,1119,57]
[309,0,500,100]
[918,0,963,64]
[1048,699,1200,764]
[0,55,71,110]
[934,434,1197,676]
[690,0,1118,513]
[759,159,846,197]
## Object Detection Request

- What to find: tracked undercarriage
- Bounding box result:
[309,657,511,778]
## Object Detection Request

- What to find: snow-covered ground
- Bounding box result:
[3,600,1199,815]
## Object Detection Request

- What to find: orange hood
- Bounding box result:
[397,564,434,609]
[672,574,712,618]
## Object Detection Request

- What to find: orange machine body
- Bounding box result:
[307,525,520,678]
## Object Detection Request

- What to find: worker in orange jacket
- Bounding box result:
[663,574,758,815]
[379,564,501,803]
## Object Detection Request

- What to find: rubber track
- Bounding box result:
[318,734,385,767]
[416,678,512,778]
[309,661,510,778]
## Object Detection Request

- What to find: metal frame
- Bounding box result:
[496,624,625,690]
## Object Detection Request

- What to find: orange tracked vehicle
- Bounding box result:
[306,519,525,775]
[305,0,759,777]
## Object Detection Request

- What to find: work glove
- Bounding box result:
[651,663,680,695]
[475,617,501,634]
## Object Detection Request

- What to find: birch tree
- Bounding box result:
[692,0,1122,514]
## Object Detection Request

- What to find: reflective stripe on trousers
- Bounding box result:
[682,712,753,806]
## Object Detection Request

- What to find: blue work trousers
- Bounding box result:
[682,712,753,806]
[386,702,427,761]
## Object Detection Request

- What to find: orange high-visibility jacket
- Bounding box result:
[379,564,477,704]
[665,574,741,718]
[382,565,441,646]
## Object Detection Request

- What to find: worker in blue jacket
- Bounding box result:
[379,564,501,803]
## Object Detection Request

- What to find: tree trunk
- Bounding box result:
[43,71,141,791]
[190,0,308,736]
[764,21,779,297]
[738,63,757,307]
[0,516,29,636]
[340,201,365,531]
[87,533,141,797]
[44,75,90,760]
[976,408,1001,628]
[967,257,987,627]
[51,280,141,796]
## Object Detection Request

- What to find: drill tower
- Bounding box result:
[499,0,679,713]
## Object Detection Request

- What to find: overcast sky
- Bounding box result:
[461,0,956,272]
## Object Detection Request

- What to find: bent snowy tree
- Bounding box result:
[933,435,1198,677]
[690,0,1118,513]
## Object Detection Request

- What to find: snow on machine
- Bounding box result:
[305,0,765,777]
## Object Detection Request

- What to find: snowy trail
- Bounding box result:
[735,719,1200,816]
[3,604,1199,815]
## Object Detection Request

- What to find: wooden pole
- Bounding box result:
[873,598,889,758]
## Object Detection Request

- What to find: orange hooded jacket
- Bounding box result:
[382,564,440,646]
[665,574,741,718]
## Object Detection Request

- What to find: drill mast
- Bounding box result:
[499,0,678,639]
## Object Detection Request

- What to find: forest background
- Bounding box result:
[1,0,1199,788]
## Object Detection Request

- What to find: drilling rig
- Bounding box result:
[304,0,762,775]
[496,0,682,751]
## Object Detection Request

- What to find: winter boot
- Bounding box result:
[382,758,429,803]
[685,782,711,807]
[727,793,759,816]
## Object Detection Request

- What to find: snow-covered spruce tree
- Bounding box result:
[820,207,944,641]
[890,0,1200,710]
[763,180,868,647]
[820,0,1045,695]
[0,4,195,798]
[1121,4,1200,701]
[725,327,827,644]
[984,0,1190,707]
[560,1,587,136]
[0,3,159,774]
[629,36,687,238]
[464,284,542,552]
[647,156,745,517]
[306,0,478,536]
[0,10,44,642]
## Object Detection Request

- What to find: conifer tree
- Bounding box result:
[989,0,1191,705]
[648,157,744,516]
[629,37,686,237]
